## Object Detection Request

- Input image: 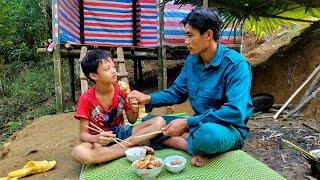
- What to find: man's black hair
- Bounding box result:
[81,49,112,83]
[181,7,222,41]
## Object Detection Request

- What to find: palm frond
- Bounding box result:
[171,0,320,37]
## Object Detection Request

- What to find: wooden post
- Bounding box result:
[158,0,167,90]
[203,0,208,7]
[79,46,88,94]
[52,0,63,112]
[116,47,129,84]
[68,58,75,105]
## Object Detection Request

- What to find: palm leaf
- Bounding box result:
[171,0,320,37]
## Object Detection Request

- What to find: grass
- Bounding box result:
[0,58,72,145]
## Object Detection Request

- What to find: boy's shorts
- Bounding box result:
[104,125,132,147]
[115,125,133,140]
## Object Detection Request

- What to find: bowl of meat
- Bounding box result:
[132,154,164,179]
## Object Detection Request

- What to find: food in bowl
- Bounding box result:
[135,154,162,169]
[170,159,183,165]
[125,147,146,162]
[164,155,186,173]
[132,155,164,179]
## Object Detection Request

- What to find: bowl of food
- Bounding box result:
[132,154,164,179]
[164,155,186,173]
[125,147,146,162]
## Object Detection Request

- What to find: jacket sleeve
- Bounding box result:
[145,60,189,112]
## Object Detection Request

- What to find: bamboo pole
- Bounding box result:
[158,0,167,90]
[273,64,320,119]
[52,0,63,112]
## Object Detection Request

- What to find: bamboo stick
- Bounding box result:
[273,64,320,119]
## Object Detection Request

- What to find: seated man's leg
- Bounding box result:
[188,123,244,166]
[162,132,188,151]
[189,123,244,155]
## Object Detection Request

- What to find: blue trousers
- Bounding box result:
[187,122,244,155]
[142,115,244,156]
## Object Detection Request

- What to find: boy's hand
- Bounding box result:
[97,131,116,145]
[129,98,139,113]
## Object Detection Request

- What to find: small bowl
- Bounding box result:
[304,149,320,179]
[132,157,164,179]
[125,147,146,162]
[164,155,186,173]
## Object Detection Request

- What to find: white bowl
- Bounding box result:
[164,155,186,173]
[132,157,164,179]
[125,147,146,162]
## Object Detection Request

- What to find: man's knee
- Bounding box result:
[71,145,92,164]
[191,123,240,154]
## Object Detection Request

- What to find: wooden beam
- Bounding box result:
[37,48,186,60]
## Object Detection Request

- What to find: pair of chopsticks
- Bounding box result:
[133,130,163,139]
[86,122,132,148]
[282,139,318,161]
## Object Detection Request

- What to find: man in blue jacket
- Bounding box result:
[128,7,252,167]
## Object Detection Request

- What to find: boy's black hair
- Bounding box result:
[181,7,222,41]
[81,49,112,83]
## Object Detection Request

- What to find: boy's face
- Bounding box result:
[184,23,211,55]
[90,58,118,85]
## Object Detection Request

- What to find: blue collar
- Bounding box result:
[197,43,224,68]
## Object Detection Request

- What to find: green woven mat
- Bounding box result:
[81,149,284,180]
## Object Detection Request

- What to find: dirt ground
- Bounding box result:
[0,104,319,180]
[1,23,320,179]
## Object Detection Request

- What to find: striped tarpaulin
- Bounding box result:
[139,0,242,51]
[83,0,136,46]
[59,0,80,44]
[58,0,242,51]
[139,0,158,47]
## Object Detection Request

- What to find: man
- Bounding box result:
[128,7,253,167]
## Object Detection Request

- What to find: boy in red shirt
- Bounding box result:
[72,49,166,164]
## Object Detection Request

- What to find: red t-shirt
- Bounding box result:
[75,83,131,134]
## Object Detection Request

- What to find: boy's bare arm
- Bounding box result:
[79,119,115,144]
[125,103,139,124]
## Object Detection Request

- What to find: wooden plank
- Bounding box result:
[79,46,88,94]
[116,47,129,83]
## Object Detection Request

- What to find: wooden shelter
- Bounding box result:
[44,0,242,112]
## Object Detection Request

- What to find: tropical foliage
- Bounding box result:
[170,0,320,37]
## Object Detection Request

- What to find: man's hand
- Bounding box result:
[97,131,116,145]
[127,90,151,105]
[162,118,188,137]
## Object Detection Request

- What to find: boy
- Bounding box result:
[72,49,166,164]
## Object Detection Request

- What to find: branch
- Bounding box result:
[284,86,320,118]
[259,13,316,22]
[299,71,320,104]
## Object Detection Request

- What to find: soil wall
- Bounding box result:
[251,22,320,118]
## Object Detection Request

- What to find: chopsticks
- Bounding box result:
[87,122,132,148]
[282,139,318,161]
[133,130,163,139]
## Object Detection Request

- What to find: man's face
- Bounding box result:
[184,23,210,55]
